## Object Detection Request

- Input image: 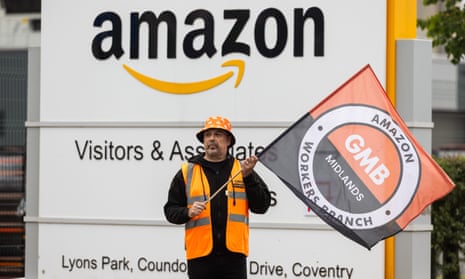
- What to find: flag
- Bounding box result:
[258,65,455,249]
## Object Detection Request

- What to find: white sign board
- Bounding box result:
[40,0,386,122]
[38,224,383,278]
[34,0,387,278]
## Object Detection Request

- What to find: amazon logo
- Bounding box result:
[91,7,325,94]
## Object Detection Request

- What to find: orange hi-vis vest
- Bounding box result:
[182,160,249,260]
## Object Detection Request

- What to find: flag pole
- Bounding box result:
[206,170,242,203]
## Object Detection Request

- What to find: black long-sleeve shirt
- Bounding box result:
[164,153,271,256]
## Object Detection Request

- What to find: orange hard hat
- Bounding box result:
[196,116,236,146]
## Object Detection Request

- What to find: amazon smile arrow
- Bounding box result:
[122,59,245,94]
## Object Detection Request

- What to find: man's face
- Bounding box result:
[203,129,231,162]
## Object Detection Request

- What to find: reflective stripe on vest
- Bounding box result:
[229,213,248,224]
[185,216,210,229]
[226,190,247,200]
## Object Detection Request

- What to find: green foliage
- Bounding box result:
[432,156,465,279]
[417,0,465,64]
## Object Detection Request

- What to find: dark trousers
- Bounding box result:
[187,253,247,279]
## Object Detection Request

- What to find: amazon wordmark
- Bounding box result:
[91,7,325,60]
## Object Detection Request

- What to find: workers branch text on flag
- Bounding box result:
[258,65,455,249]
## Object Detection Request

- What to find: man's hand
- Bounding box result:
[240,155,258,177]
[188,201,206,218]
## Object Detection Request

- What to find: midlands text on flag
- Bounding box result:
[258,65,455,249]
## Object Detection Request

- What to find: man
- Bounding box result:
[164,115,271,279]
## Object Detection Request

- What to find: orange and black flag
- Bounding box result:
[258,65,455,249]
